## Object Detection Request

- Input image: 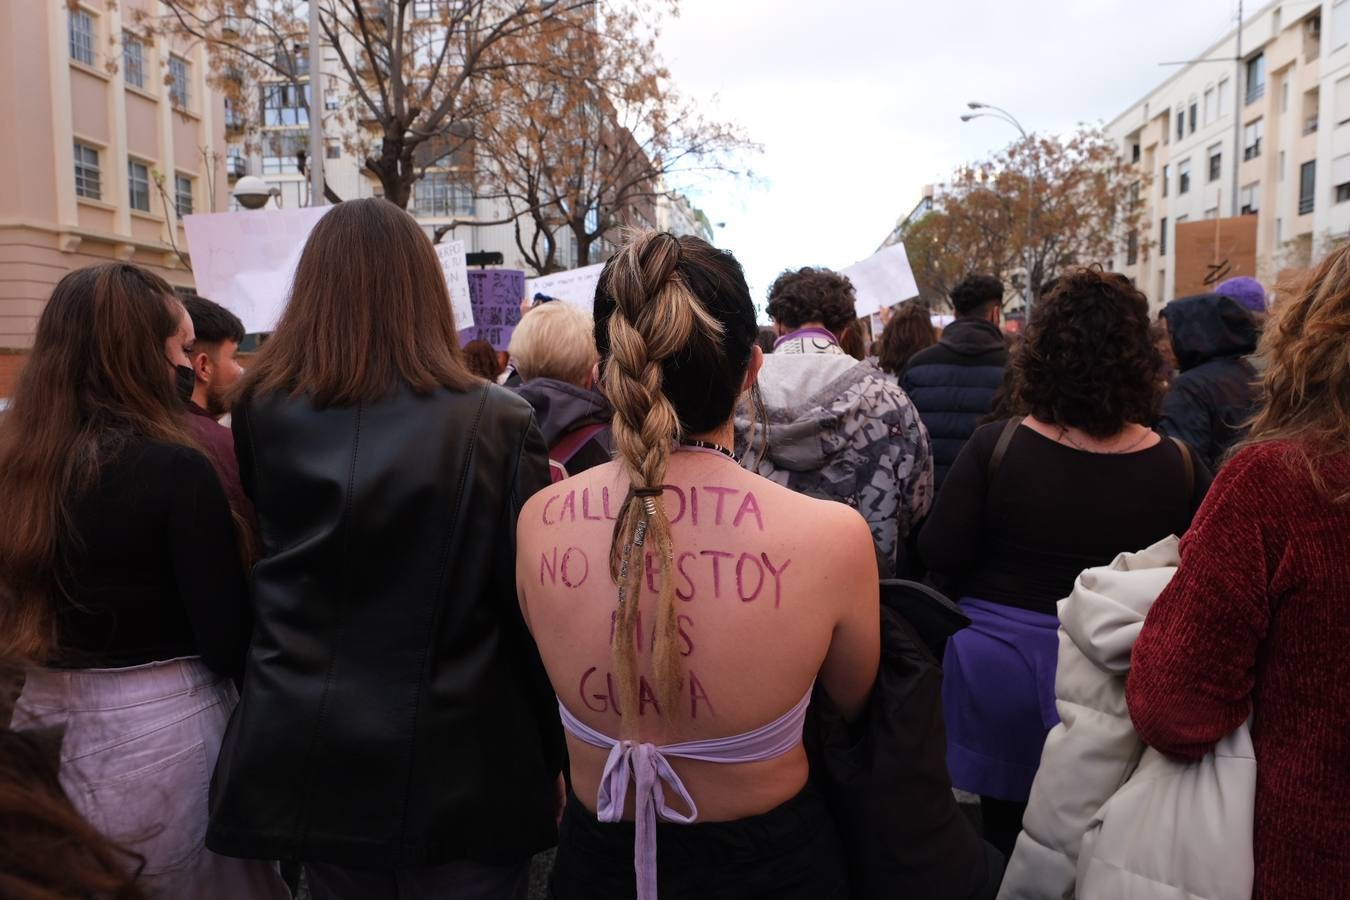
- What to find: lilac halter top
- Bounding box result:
[557,688,813,900]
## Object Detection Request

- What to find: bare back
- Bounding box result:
[518,450,880,822]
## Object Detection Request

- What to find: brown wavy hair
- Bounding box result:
[0,265,195,661]
[594,231,757,728]
[765,267,858,333]
[234,199,476,407]
[1015,267,1161,438]
[1246,242,1350,497]
[877,303,936,375]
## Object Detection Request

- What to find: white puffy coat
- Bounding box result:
[996,536,1254,900]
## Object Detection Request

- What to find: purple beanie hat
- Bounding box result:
[1215,276,1267,312]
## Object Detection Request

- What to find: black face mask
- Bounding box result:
[175,364,195,403]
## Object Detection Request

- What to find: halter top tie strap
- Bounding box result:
[557,687,814,900]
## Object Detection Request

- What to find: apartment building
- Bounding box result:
[0,1,227,349]
[1106,1,1350,306]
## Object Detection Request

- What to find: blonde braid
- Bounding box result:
[601,231,723,730]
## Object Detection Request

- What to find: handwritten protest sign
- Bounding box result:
[183,206,332,333]
[842,242,920,319]
[434,240,475,330]
[460,270,525,350]
[524,262,606,311]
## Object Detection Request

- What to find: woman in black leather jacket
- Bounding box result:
[205,199,562,899]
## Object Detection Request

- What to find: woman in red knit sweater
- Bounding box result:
[1128,246,1350,898]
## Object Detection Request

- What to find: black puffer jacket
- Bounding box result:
[1159,294,1258,472]
[207,382,562,868]
[900,318,1008,487]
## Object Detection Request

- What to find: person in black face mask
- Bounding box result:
[166,300,197,402]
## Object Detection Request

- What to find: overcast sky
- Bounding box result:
[658,0,1243,303]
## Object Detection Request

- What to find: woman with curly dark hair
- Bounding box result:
[917,268,1211,858]
[877,302,937,379]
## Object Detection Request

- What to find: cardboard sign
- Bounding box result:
[524,262,607,311]
[460,270,525,350]
[435,240,475,331]
[842,242,920,319]
[1174,216,1258,298]
[184,206,332,333]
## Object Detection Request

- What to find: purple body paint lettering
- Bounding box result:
[581,488,603,521]
[539,547,557,585]
[675,551,697,601]
[761,553,792,608]
[560,546,589,588]
[558,491,576,523]
[733,491,765,530]
[677,614,695,657]
[689,671,715,719]
[689,486,699,525]
[703,486,736,525]
[735,552,766,602]
[699,549,734,598]
[664,485,687,524]
[542,494,560,526]
[638,677,662,717]
[602,486,616,520]
[579,667,607,713]
[644,551,659,594]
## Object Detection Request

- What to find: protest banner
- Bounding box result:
[842,242,920,319]
[460,270,526,350]
[183,206,331,334]
[434,240,475,330]
[524,262,607,310]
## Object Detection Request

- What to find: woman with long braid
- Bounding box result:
[517,231,880,900]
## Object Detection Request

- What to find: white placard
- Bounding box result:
[434,239,474,330]
[841,242,920,319]
[524,262,607,310]
[184,206,332,333]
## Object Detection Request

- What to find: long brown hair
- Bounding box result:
[594,231,758,729]
[877,302,937,375]
[235,199,476,407]
[1245,242,1350,496]
[0,265,195,661]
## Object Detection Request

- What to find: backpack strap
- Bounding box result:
[1169,436,1195,501]
[548,459,569,484]
[549,422,608,469]
[987,416,1025,484]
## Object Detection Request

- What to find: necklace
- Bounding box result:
[680,438,736,460]
[1058,426,1154,455]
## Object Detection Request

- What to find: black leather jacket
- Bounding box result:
[206,382,562,868]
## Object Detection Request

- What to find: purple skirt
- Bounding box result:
[941,598,1060,802]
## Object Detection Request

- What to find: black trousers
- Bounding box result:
[549,786,847,900]
[305,858,528,900]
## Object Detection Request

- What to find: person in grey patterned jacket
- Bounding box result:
[736,266,934,576]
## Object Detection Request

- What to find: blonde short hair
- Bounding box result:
[508,301,597,386]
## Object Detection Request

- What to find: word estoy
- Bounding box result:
[540,545,791,607]
[542,484,765,531]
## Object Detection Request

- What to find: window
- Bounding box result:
[326,141,341,160]
[275,42,309,78]
[73,142,101,199]
[1336,76,1350,125]
[413,172,475,217]
[128,160,150,212]
[1246,54,1266,104]
[122,32,144,89]
[1177,109,1185,142]
[261,131,306,174]
[1160,217,1168,256]
[1204,87,1216,124]
[1189,103,1198,134]
[1337,182,1350,203]
[1219,79,1231,116]
[1300,160,1317,214]
[227,145,246,178]
[413,0,461,18]
[1335,0,1350,51]
[1279,150,1287,181]
[1162,163,1170,197]
[168,55,190,108]
[1132,143,1141,164]
[1282,80,1291,114]
[1208,144,1222,182]
[1204,207,1219,220]
[1126,231,1139,267]
[69,8,95,65]
[1179,158,1192,194]
[224,98,243,131]
[175,174,193,217]
[1240,182,1260,215]
[1243,119,1264,160]
[261,83,309,127]
[1130,180,1141,211]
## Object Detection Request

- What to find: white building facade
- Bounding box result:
[1107,1,1350,305]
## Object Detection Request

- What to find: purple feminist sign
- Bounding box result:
[459,269,525,351]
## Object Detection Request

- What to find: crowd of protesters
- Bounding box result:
[0,195,1347,900]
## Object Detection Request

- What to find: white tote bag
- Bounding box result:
[1077,722,1255,899]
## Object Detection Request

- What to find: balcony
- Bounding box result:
[1246,83,1266,106]
[1299,195,1315,215]
[227,156,248,180]
[1304,116,1320,135]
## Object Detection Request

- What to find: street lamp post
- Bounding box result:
[961,102,1037,318]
